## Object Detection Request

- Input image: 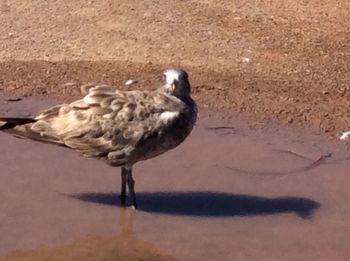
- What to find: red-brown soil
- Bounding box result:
[0,0,349,136]
[1,1,350,260]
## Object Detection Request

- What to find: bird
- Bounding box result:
[0,68,197,209]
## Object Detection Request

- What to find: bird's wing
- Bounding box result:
[29,84,186,160]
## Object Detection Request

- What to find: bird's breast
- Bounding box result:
[135,107,196,162]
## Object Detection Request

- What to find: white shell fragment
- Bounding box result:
[242,57,251,63]
[339,131,350,140]
[125,79,138,86]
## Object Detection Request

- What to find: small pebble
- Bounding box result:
[340,131,350,141]
[125,79,138,86]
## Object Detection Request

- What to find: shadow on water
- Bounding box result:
[72,191,320,219]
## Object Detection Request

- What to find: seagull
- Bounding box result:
[0,68,197,208]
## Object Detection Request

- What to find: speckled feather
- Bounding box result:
[6,81,197,166]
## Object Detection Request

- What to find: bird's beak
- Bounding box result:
[170,83,176,92]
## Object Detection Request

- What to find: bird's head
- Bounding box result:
[159,69,191,99]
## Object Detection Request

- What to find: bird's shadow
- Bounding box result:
[71,191,320,219]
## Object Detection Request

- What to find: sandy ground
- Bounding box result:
[0,1,350,260]
[0,0,349,135]
[1,96,350,261]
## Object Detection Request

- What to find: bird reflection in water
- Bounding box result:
[4,209,173,261]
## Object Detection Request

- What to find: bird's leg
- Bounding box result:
[125,165,137,209]
[120,167,127,206]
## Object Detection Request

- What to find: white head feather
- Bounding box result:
[164,69,181,84]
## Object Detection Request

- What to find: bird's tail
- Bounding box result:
[0,117,37,130]
[0,117,64,146]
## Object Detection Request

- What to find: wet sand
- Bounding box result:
[1,96,350,261]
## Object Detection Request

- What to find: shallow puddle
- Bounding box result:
[1,96,350,260]
[4,210,172,261]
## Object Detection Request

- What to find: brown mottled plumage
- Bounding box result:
[0,69,197,208]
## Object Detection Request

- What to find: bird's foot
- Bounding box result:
[120,195,127,206]
[131,202,138,210]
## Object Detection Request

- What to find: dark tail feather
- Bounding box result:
[0,117,37,130]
